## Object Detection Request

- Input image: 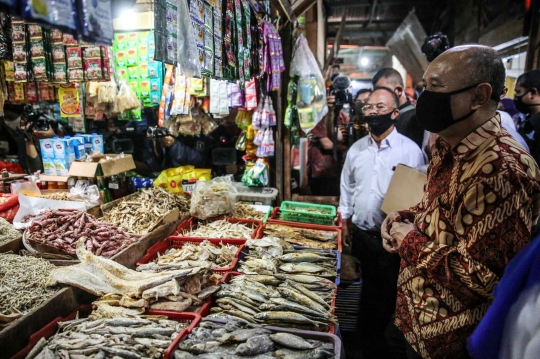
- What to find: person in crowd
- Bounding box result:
[514,69,540,163]
[405,87,418,105]
[339,87,425,358]
[353,88,372,141]
[382,45,540,359]
[373,68,425,148]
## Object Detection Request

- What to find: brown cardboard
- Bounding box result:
[381,164,427,214]
[68,154,135,177]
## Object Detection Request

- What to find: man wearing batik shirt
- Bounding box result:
[382,45,540,359]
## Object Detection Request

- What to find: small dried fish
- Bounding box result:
[179,220,255,240]
[36,192,83,202]
[264,224,337,250]
[0,217,20,246]
[0,254,58,322]
[227,203,267,220]
[103,187,190,235]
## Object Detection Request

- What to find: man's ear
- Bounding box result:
[394,86,404,99]
[391,109,400,120]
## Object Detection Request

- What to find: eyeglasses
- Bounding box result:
[362,103,397,114]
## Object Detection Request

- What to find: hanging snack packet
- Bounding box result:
[261,97,270,128]
[253,129,264,146]
[23,0,77,33]
[245,78,257,110]
[77,0,114,45]
[268,97,277,126]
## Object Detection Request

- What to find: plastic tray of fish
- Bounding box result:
[175,317,342,358]
[136,237,247,274]
[176,217,263,240]
[199,272,338,334]
[256,222,343,253]
[12,304,202,359]
[269,207,343,229]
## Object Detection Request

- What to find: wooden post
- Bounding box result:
[525,0,540,71]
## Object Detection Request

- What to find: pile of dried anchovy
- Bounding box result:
[103,187,190,235]
[25,209,136,257]
[37,192,83,202]
[227,203,267,220]
[179,219,255,239]
[0,254,58,317]
[0,217,20,246]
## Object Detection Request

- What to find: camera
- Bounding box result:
[330,75,354,108]
[147,126,171,139]
[24,105,51,132]
[421,33,450,62]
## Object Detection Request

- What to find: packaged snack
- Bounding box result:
[150,78,160,92]
[52,44,66,62]
[68,68,84,82]
[77,0,114,44]
[12,43,27,62]
[52,63,67,82]
[4,61,14,81]
[115,49,127,67]
[62,33,78,46]
[32,57,47,80]
[84,58,102,80]
[51,28,63,43]
[83,46,101,58]
[58,85,81,117]
[27,24,42,38]
[14,83,25,101]
[66,47,82,68]
[116,67,129,81]
[126,47,137,65]
[139,31,149,44]
[127,65,139,79]
[139,62,149,79]
[114,33,126,49]
[30,38,45,57]
[148,61,160,78]
[11,23,25,43]
[138,43,148,62]
[127,32,138,47]
[139,79,150,97]
[14,63,27,82]
[25,82,38,102]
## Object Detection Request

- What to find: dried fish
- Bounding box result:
[227,203,267,220]
[0,254,58,323]
[25,209,136,257]
[31,307,187,359]
[36,192,83,202]
[179,220,255,240]
[136,240,239,272]
[263,224,338,250]
[175,319,335,358]
[103,187,190,236]
[0,217,20,246]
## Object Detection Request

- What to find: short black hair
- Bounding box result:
[450,45,505,106]
[371,86,400,108]
[372,68,404,87]
[354,88,372,102]
[517,69,540,91]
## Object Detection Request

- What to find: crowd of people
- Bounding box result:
[320,44,540,359]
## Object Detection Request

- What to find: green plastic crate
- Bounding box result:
[280,201,337,225]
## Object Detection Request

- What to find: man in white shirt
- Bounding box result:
[339,87,425,358]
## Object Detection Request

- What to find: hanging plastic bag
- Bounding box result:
[116,80,140,113]
[242,159,269,187]
[177,0,202,77]
[69,180,100,208]
[190,176,238,219]
[290,35,328,133]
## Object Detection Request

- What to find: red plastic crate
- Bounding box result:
[256,222,343,253]
[199,272,337,334]
[136,236,247,274]
[268,207,343,229]
[12,304,201,359]
[176,217,262,239]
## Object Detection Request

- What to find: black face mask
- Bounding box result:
[416,83,479,133]
[365,112,394,136]
[514,90,535,114]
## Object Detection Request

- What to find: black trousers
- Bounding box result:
[353,228,409,359]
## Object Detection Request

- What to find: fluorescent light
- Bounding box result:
[360,57,369,66]
[118,9,137,29]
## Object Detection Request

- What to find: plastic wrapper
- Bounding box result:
[116,80,140,113]
[10,181,40,196]
[242,158,269,186]
[69,180,100,207]
[177,0,201,77]
[290,35,328,133]
[190,176,238,219]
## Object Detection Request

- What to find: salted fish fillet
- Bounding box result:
[46,240,201,296]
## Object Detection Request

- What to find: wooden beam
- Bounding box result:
[272,0,297,23]
[526,0,540,70]
[291,0,317,17]
[325,13,347,72]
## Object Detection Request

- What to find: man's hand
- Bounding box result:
[381,211,402,243]
[389,220,417,250]
[341,218,352,247]
[327,95,336,108]
[31,127,56,140]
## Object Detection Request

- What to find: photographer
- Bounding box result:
[141,127,204,174]
[1,104,64,174]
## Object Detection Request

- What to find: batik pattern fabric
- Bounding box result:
[396,114,540,359]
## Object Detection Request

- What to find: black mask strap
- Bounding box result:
[447,83,480,95]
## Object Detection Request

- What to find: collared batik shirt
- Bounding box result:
[396,114,540,359]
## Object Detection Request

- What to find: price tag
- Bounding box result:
[182,184,195,193]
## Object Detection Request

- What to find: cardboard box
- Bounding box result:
[381,164,427,214]
[68,154,136,177]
